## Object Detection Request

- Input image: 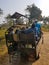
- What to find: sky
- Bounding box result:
[0,0,49,24]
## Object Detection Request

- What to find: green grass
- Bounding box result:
[42,25,49,32]
[0,28,7,49]
[0,28,7,56]
[0,28,7,38]
[0,39,6,46]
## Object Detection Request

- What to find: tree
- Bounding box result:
[0,8,3,29]
[0,8,3,15]
[42,16,49,24]
[5,14,13,26]
[25,4,42,22]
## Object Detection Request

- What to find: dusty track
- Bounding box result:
[33,32,49,65]
[0,32,49,65]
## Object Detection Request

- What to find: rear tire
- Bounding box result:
[35,47,39,60]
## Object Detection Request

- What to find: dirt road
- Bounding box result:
[0,32,49,65]
[32,32,49,65]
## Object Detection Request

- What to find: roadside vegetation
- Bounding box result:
[0,28,6,38]
[0,28,7,57]
[42,25,49,32]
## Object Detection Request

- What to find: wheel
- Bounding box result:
[35,47,39,60]
[9,54,12,63]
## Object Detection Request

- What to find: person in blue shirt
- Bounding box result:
[35,21,41,34]
[34,20,42,41]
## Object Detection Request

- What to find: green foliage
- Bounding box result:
[42,16,49,24]
[5,14,13,26]
[0,8,3,15]
[0,39,5,46]
[0,28,7,38]
[42,25,49,32]
[25,4,42,21]
[0,28,7,57]
[43,25,49,29]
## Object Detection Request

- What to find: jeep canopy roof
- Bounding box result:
[11,12,28,19]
